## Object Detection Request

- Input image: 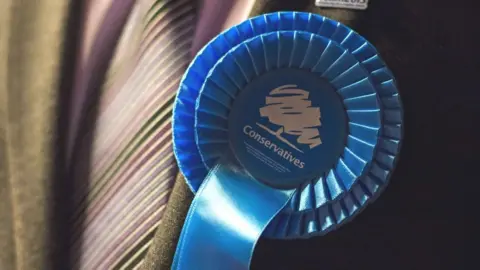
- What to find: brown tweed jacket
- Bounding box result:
[0,1,73,269]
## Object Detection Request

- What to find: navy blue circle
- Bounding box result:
[228,68,347,189]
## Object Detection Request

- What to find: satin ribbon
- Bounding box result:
[172,154,295,270]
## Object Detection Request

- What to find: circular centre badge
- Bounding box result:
[229,68,347,189]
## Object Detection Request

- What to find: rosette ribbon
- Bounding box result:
[172,12,403,269]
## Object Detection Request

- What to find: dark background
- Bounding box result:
[251,0,472,269]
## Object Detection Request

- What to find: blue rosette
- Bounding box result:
[173,12,403,240]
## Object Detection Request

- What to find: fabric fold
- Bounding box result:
[0,1,72,269]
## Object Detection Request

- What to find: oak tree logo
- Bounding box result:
[256,84,322,153]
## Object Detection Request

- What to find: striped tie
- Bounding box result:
[69,0,197,268]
